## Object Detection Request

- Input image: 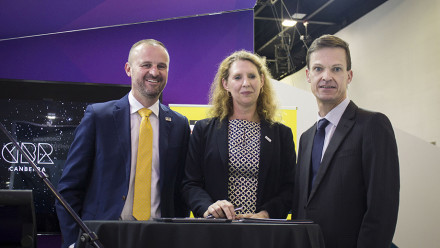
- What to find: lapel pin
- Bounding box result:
[165,117,172,122]
[265,136,272,142]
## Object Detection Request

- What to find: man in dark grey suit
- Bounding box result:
[292,35,399,248]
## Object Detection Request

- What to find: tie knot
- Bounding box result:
[317,118,330,130]
[138,108,152,118]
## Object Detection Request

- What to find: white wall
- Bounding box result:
[394,129,440,247]
[282,0,440,147]
[277,0,440,246]
[272,80,440,247]
[272,79,317,144]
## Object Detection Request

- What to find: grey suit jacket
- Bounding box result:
[293,101,399,248]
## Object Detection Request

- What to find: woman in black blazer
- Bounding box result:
[182,50,296,219]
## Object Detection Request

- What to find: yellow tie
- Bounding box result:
[133,108,153,220]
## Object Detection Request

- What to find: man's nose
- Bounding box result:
[322,69,332,81]
[149,66,159,77]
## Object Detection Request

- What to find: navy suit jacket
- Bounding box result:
[56,94,190,247]
[182,117,296,219]
[293,101,399,248]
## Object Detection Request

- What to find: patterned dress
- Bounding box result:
[227,119,261,214]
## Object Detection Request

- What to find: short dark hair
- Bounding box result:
[128,39,169,63]
[306,34,351,70]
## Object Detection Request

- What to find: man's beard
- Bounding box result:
[136,77,166,99]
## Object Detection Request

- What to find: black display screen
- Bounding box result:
[0,79,130,233]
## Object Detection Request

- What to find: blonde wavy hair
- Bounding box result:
[208,50,278,123]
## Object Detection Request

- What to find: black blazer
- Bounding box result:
[293,101,399,248]
[182,117,296,218]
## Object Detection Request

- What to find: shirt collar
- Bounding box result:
[316,98,350,128]
[128,91,159,117]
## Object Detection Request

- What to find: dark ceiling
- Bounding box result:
[254,0,387,80]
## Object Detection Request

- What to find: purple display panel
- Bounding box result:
[0,10,254,105]
[0,0,256,40]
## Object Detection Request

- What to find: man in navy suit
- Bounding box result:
[56,39,190,247]
[292,35,399,248]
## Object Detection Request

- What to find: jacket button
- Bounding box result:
[122,195,126,201]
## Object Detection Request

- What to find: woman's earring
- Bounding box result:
[226,89,232,97]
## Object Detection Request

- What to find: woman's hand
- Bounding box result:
[236,210,269,219]
[203,200,237,220]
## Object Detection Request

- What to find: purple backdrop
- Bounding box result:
[0,3,254,247]
[0,0,255,40]
[0,10,253,105]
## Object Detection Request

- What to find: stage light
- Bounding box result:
[292,13,306,19]
[282,19,297,27]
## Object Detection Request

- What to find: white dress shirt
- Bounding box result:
[120,91,161,220]
[316,98,350,161]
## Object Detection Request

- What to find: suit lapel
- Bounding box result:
[216,118,229,171]
[258,120,274,200]
[301,126,316,200]
[113,95,131,185]
[308,101,357,201]
[158,103,174,190]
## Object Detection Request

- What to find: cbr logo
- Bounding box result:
[1,142,54,165]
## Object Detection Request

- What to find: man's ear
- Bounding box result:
[347,70,353,85]
[124,62,131,77]
[305,68,311,83]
